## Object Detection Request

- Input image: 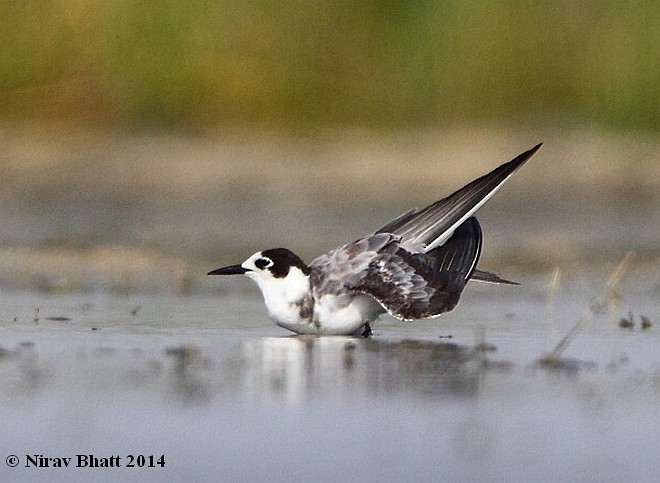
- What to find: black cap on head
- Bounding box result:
[261,248,310,278]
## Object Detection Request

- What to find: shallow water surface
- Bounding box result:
[1,275,659,482]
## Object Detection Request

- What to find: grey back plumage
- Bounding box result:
[309,233,395,297]
[309,218,482,320]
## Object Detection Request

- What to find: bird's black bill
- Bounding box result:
[208,265,248,275]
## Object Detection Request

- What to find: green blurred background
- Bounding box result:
[2,0,660,131]
[1,1,659,294]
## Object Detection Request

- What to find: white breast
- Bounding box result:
[249,267,312,329]
[248,266,385,335]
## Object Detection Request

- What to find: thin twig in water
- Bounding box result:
[540,251,635,363]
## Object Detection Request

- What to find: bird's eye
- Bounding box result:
[255,257,273,270]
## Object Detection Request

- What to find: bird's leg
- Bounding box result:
[361,322,373,338]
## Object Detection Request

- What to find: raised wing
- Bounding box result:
[377,144,541,253]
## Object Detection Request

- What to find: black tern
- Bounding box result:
[209,144,541,335]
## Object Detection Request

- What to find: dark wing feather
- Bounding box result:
[377,144,541,253]
[353,218,482,320]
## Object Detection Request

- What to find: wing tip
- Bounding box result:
[508,142,543,171]
[527,142,543,159]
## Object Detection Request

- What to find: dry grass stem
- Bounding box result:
[545,267,562,314]
[541,251,636,363]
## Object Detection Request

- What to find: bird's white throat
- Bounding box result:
[246,266,310,325]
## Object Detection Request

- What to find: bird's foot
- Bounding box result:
[361,323,373,338]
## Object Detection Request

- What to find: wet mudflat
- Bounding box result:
[1,123,659,482]
[1,270,659,483]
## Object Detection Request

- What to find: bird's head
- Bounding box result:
[208,248,311,300]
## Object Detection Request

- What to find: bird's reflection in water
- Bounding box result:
[236,337,483,403]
